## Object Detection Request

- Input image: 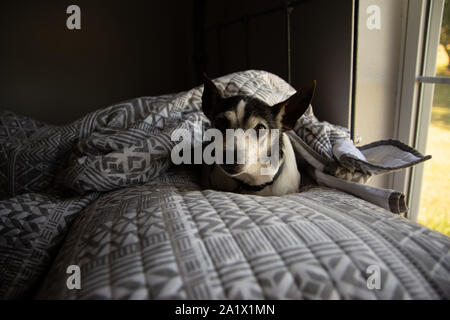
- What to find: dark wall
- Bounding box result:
[1,0,354,127]
[203,0,288,83]
[0,0,195,124]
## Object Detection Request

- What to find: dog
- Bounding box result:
[200,74,316,196]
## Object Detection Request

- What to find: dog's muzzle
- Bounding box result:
[219,163,244,175]
[219,148,245,175]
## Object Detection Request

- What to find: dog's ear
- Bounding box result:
[202,73,222,120]
[272,80,316,130]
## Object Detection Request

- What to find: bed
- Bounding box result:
[1,70,449,299]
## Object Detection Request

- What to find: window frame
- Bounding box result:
[392,0,447,221]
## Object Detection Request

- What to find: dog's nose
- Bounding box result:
[220,163,242,175]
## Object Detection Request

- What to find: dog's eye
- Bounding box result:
[254,123,266,137]
[254,124,266,131]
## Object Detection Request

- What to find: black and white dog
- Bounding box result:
[201,74,316,196]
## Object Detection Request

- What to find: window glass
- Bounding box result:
[418,0,450,236]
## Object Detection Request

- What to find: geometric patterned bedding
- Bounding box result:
[0,192,98,299]
[36,168,450,299]
[1,70,449,299]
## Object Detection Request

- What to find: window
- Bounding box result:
[396,0,449,235]
[416,0,450,235]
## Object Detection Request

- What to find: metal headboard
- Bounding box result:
[193,0,310,85]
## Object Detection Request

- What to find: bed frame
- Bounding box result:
[193,0,310,85]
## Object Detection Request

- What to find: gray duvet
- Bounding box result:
[1,70,449,300]
[37,169,450,299]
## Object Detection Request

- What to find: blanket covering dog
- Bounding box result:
[0,70,448,299]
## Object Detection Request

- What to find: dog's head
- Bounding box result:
[202,74,315,178]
